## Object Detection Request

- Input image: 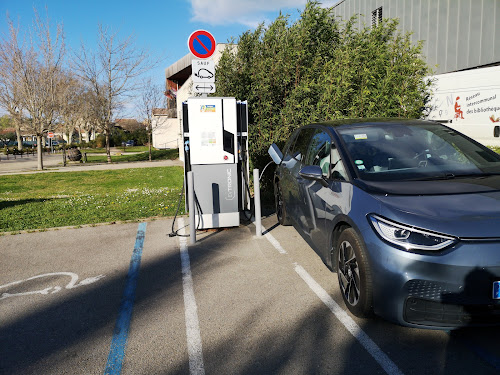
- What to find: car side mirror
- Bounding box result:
[268,143,283,164]
[299,165,328,186]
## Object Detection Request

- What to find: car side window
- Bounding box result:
[306,129,331,177]
[282,130,300,163]
[331,146,347,181]
[288,128,316,162]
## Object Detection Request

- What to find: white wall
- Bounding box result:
[152,115,179,149]
[426,66,500,146]
[175,75,193,161]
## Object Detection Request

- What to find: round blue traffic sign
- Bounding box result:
[188,30,216,59]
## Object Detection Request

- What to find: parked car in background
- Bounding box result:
[270,119,500,329]
[121,140,135,147]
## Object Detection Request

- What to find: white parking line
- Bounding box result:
[260,224,287,254]
[178,218,205,375]
[294,264,404,375]
[261,224,404,375]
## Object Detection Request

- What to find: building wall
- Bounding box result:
[176,75,193,161]
[152,115,179,149]
[332,0,500,74]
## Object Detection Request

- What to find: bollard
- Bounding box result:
[187,171,196,244]
[253,169,262,237]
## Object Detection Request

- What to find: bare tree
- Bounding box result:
[74,24,156,163]
[74,88,99,145]
[58,71,85,165]
[138,77,164,161]
[0,10,65,170]
[0,19,25,151]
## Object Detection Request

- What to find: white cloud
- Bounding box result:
[189,0,339,27]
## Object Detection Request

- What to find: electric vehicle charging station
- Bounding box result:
[182,97,250,230]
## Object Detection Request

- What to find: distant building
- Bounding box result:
[332,0,500,74]
[156,44,233,160]
[332,0,500,145]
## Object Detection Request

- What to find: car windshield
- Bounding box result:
[337,123,500,182]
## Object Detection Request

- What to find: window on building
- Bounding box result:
[372,7,382,27]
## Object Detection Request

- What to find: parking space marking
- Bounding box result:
[260,224,287,254]
[260,224,404,375]
[178,218,205,375]
[0,272,105,300]
[294,264,404,375]
[104,222,147,375]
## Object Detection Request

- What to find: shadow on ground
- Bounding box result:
[1,218,500,374]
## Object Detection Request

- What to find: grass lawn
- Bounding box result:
[117,146,150,152]
[80,146,150,154]
[84,149,178,163]
[0,166,185,232]
[77,148,107,154]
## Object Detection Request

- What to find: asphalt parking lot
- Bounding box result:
[1,214,500,375]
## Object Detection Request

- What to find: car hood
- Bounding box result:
[356,175,500,196]
[374,189,500,238]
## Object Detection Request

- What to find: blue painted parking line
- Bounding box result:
[104,222,147,375]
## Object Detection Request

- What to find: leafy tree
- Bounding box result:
[110,127,127,146]
[215,1,432,177]
[0,115,11,129]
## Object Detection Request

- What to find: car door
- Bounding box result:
[280,127,316,225]
[299,129,351,264]
[296,128,332,249]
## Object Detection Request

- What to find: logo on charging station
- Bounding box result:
[226,168,235,200]
[200,104,216,112]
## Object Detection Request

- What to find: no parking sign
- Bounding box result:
[187,30,216,59]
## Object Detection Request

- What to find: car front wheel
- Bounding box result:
[337,228,373,318]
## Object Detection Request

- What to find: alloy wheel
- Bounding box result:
[338,240,361,306]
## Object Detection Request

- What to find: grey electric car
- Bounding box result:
[270,119,500,329]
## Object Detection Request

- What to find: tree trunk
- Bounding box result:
[36,134,43,170]
[62,136,67,167]
[148,126,152,162]
[105,129,111,163]
[15,125,22,151]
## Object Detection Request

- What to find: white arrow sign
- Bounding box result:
[193,83,216,94]
[192,60,215,83]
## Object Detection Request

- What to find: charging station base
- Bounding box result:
[191,164,240,229]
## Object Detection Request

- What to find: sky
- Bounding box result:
[0,0,338,117]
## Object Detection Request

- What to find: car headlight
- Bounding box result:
[369,214,457,251]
